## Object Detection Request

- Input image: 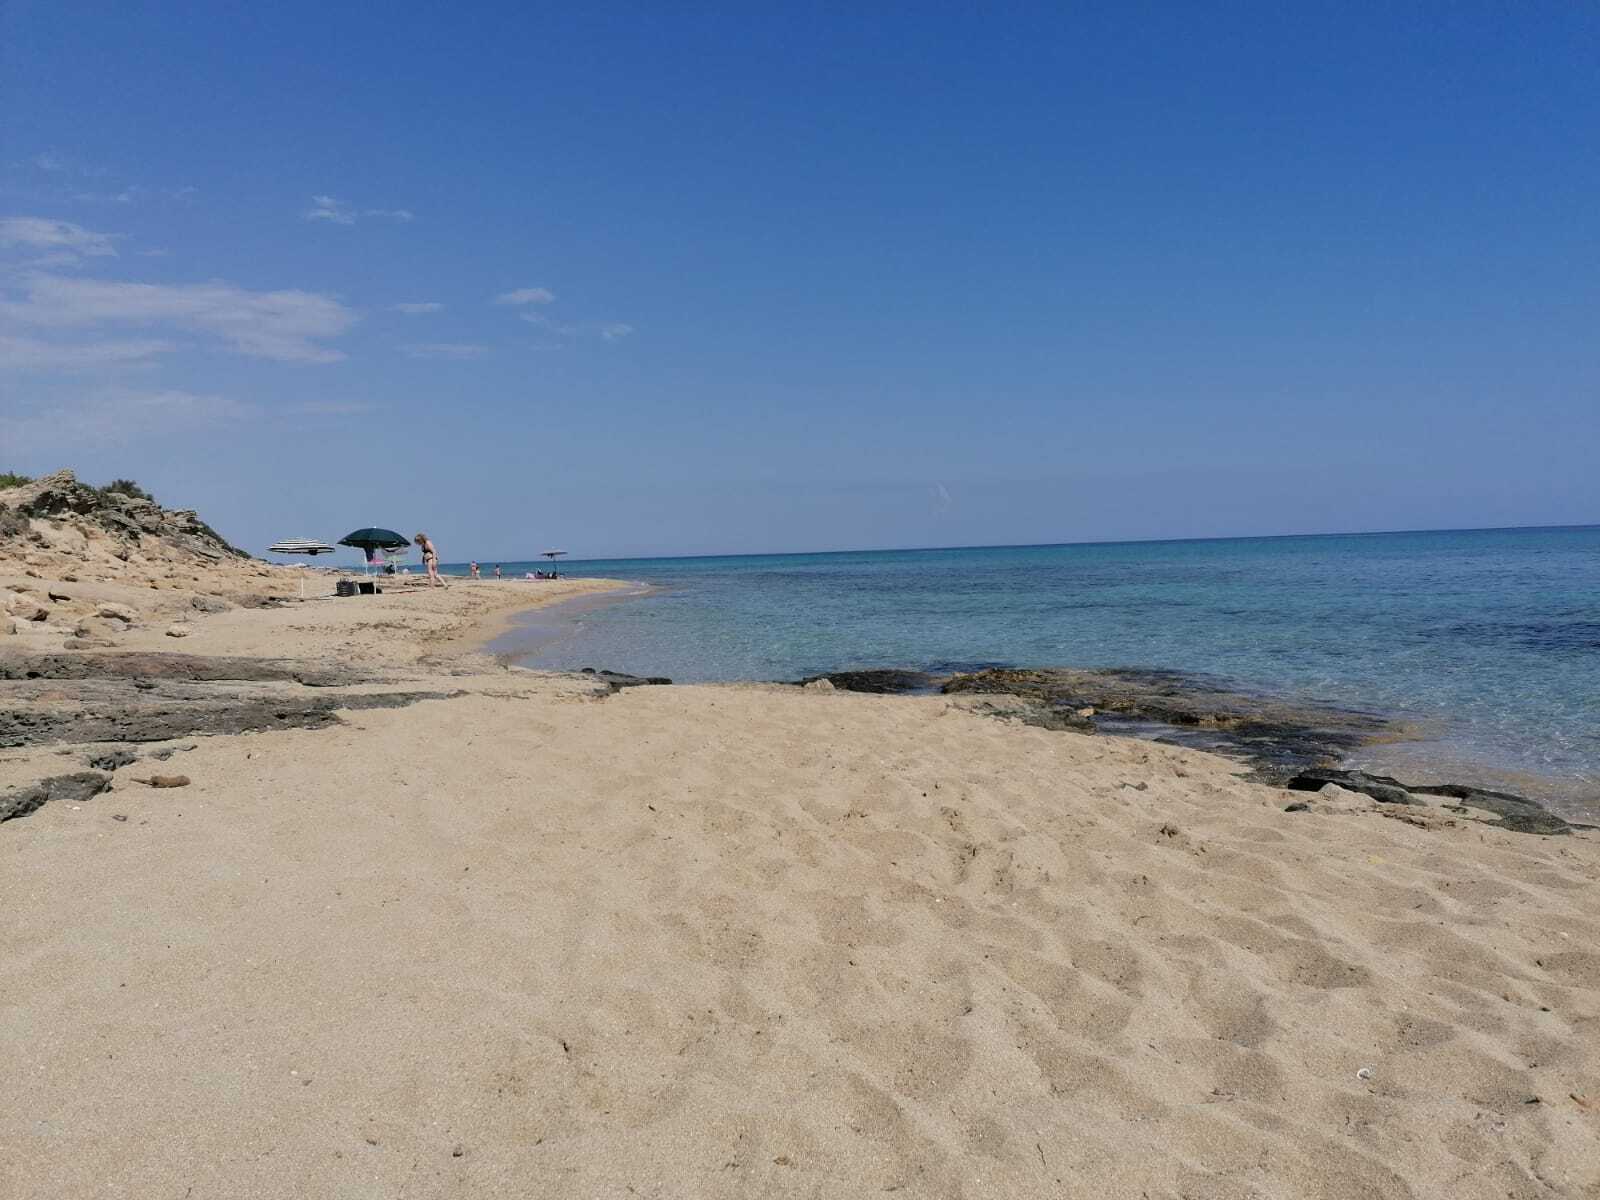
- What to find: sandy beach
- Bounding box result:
[3,483,1599,1198]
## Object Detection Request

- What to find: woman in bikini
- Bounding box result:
[415,532,445,587]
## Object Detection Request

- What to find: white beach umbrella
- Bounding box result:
[267,538,337,596]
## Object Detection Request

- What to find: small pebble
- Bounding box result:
[1356,1067,1374,1081]
[112,814,128,822]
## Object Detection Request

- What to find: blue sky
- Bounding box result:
[3,2,1597,560]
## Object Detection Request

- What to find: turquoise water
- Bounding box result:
[458,527,1600,804]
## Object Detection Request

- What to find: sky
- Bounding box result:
[2,2,1597,561]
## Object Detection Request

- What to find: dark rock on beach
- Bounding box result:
[1287,768,1583,836]
[1285,769,1423,806]
[0,651,370,689]
[796,669,940,695]
[0,650,452,749]
[941,666,1397,777]
[580,668,672,692]
[1,771,112,822]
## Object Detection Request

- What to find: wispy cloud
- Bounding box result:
[30,151,109,178]
[1,386,255,450]
[305,196,414,225]
[392,301,443,315]
[494,286,555,306]
[69,184,199,207]
[400,342,487,360]
[0,216,119,258]
[0,334,174,371]
[521,312,634,342]
[283,399,378,416]
[1,273,357,364]
[305,195,356,224]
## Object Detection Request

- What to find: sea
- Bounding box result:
[455,526,1600,818]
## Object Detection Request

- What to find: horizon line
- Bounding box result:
[449,520,1599,567]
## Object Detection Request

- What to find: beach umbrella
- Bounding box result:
[268,538,337,556]
[541,549,566,577]
[338,528,411,550]
[267,538,337,597]
[338,528,412,577]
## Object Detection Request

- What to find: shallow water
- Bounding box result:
[463,527,1600,814]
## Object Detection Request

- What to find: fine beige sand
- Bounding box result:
[4,581,1599,1199]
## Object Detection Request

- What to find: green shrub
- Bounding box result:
[101,478,155,502]
[0,472,32,489]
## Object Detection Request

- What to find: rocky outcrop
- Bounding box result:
[0,470,249,562]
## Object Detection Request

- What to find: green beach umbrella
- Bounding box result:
[338,528,411,550]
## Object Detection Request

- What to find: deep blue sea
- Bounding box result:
[458,527,1600,813]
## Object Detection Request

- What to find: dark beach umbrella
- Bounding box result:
[338,528,411,551]
[338,528,411,576]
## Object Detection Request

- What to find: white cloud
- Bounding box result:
[305,196,414,225]
[401,342,488,360]
[0,334,175,370]
[392,301,443,314]
[0,216,118,258]
[495,287,555,305]
[0,387,255,450]
[521,312,634,342]
[305,195,356,224]
[1,273,357,364]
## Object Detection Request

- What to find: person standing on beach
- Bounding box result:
[494,564,502,580]
[415,532,445,588]
[470,561,480,579]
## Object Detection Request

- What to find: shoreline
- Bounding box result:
[483,581,659,667]
[5,544,1600,1198]
[482,583,1598,824]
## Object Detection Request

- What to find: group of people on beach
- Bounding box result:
[411,537,558,587]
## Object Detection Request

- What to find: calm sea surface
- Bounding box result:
[461,527,1600,811]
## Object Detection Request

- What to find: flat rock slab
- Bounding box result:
[0,771,111,822]
[937,666,1404,778]
[1,680,455,748]
[1287,768,1584,836]
[0,650,376,688]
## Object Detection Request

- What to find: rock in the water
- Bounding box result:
[0,771,112,822]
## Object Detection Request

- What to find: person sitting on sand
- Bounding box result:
[415,532,445,588]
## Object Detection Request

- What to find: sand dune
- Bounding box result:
[5,656,1597,1198]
